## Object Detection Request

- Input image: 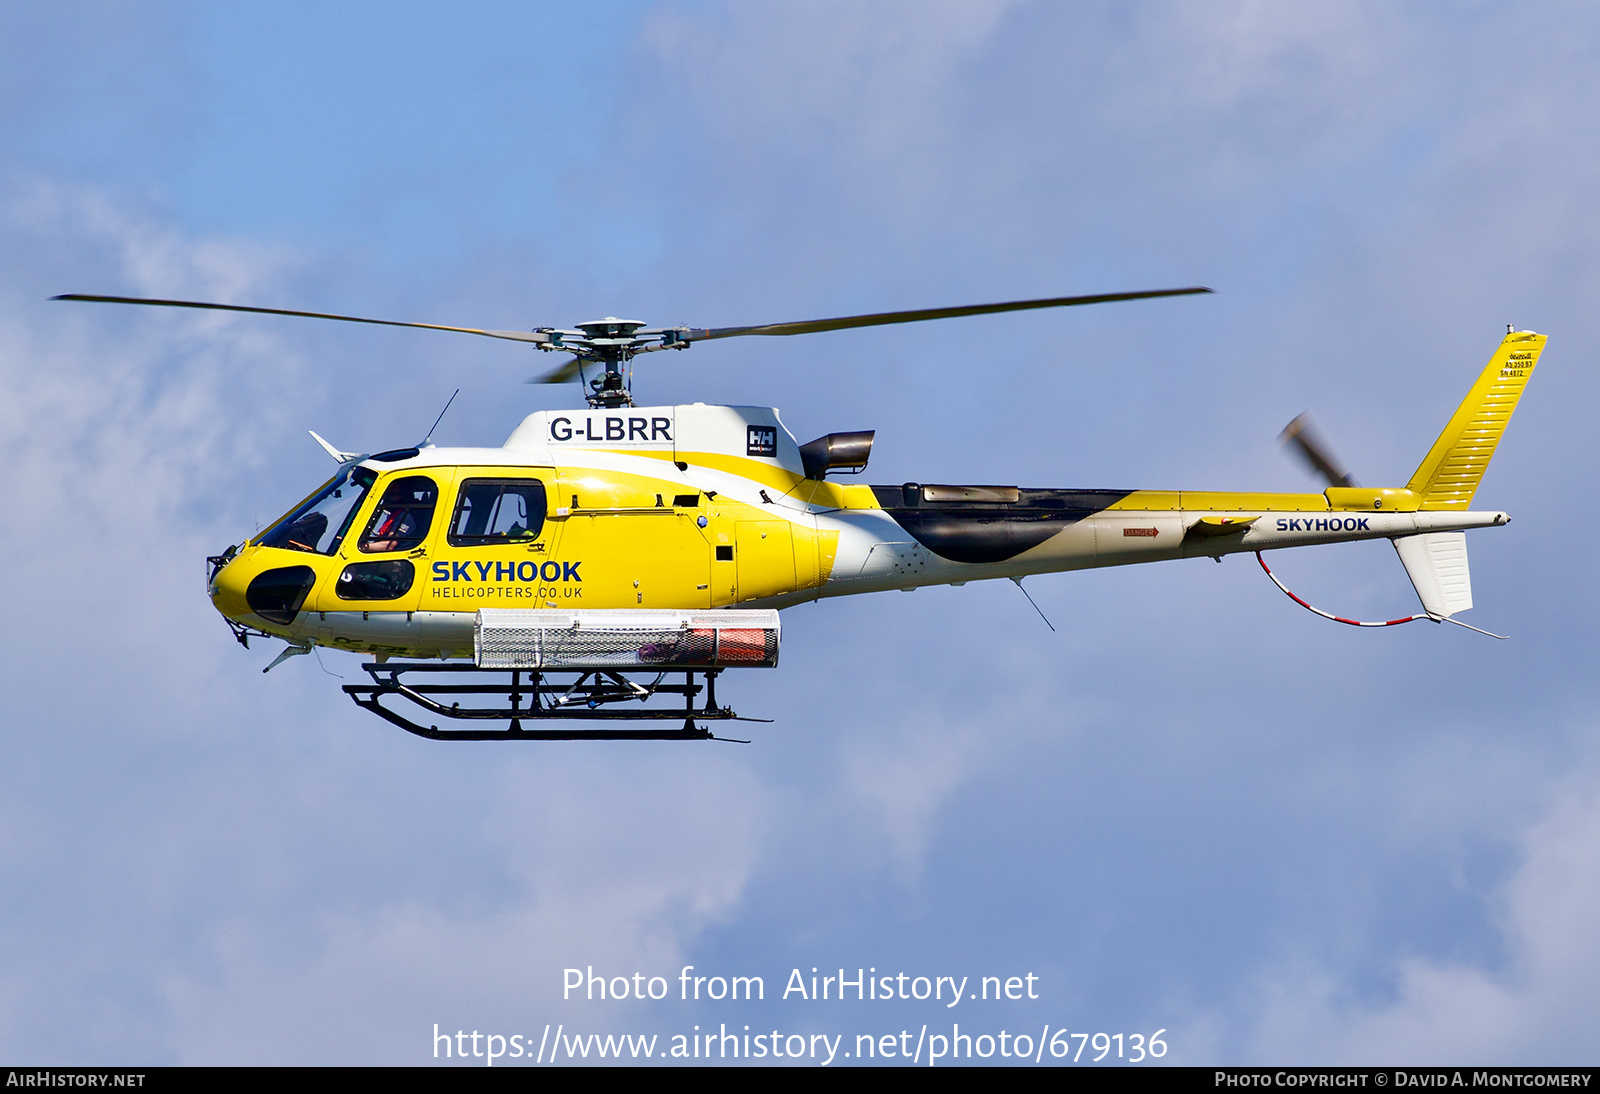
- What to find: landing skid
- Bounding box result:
[342,662,765,741]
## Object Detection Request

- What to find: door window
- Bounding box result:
[336,560,416,600]
[448,479,547,546]
[358,475,439,554]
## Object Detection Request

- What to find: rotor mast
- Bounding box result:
[535,317,703,408]
[561,318,653,408]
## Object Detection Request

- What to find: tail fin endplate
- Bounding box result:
[1406,330,1546,510]
[1394,531,1472,619]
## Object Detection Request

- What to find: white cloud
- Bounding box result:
[1228,765,1600,1065]
[6,1,1600,1065]
[0,178,950,1062]
[162,751,771,1063]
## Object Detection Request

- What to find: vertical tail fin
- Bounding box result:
[1406,330,1547,509]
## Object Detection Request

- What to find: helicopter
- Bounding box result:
[54,289,1545,740]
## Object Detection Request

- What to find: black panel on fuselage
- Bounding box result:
[868,486,1134,564]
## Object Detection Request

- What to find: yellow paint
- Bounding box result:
[212,329,1543,661]
[551,465,712,609]
[1180,491,1328,512]
[772,477,880,512]
[736,521,796,600]
[782,478,851,510]
[400,465,564,611]
[791,520,823,590]
[1108,491,1180,511]
[313,466,459,615]
[1325,487,1420,511]
[1186,514,1260,537]
[208,543,287,622]
[839,484,879,509]
[1407,330,1547,509]
[676,449,806,494]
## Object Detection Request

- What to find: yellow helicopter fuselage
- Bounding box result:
[208,328,1541,659]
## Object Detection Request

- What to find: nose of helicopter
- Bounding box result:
[207,548,253,621]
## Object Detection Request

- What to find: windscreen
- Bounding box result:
[258,466,378,555]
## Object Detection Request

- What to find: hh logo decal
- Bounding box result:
[747,426,777,457]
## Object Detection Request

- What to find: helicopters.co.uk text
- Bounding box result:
[431,1023,1167,1065]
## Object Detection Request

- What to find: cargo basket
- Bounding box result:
[475,608,780,670]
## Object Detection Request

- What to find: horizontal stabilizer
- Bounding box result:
[1393,532,1472,619]
[1185,514,1259,539]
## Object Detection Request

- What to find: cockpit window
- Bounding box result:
[359,475,439,554]
[449,479,547,546]
[258,466,377,555]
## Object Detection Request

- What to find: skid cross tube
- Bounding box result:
[342,661,741,740]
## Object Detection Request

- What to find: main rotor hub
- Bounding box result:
[567,318,651,408]
[576,317,646,340]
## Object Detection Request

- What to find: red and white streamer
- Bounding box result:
[1254,551,1426,628]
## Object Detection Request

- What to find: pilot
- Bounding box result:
[363,507,425,553]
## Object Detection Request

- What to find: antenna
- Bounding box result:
[1011,577,1056,632]
[420,389,460,448]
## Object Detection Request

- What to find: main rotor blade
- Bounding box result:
[681,286,1212,341]
[1279,412,1357,488]
[51,294,549,345]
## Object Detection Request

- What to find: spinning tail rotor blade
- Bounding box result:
[679,286,1212,341]
[1280,411,1357,488]
[51,294,551,345]
[528,356,585,385]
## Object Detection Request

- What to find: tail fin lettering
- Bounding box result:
[1406,330,1546,509]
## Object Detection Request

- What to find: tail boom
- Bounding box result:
[803,498,1509,603]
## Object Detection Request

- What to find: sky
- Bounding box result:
[1,0,1599,1067]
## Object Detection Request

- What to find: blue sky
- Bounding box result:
[3,0,1600,1065]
